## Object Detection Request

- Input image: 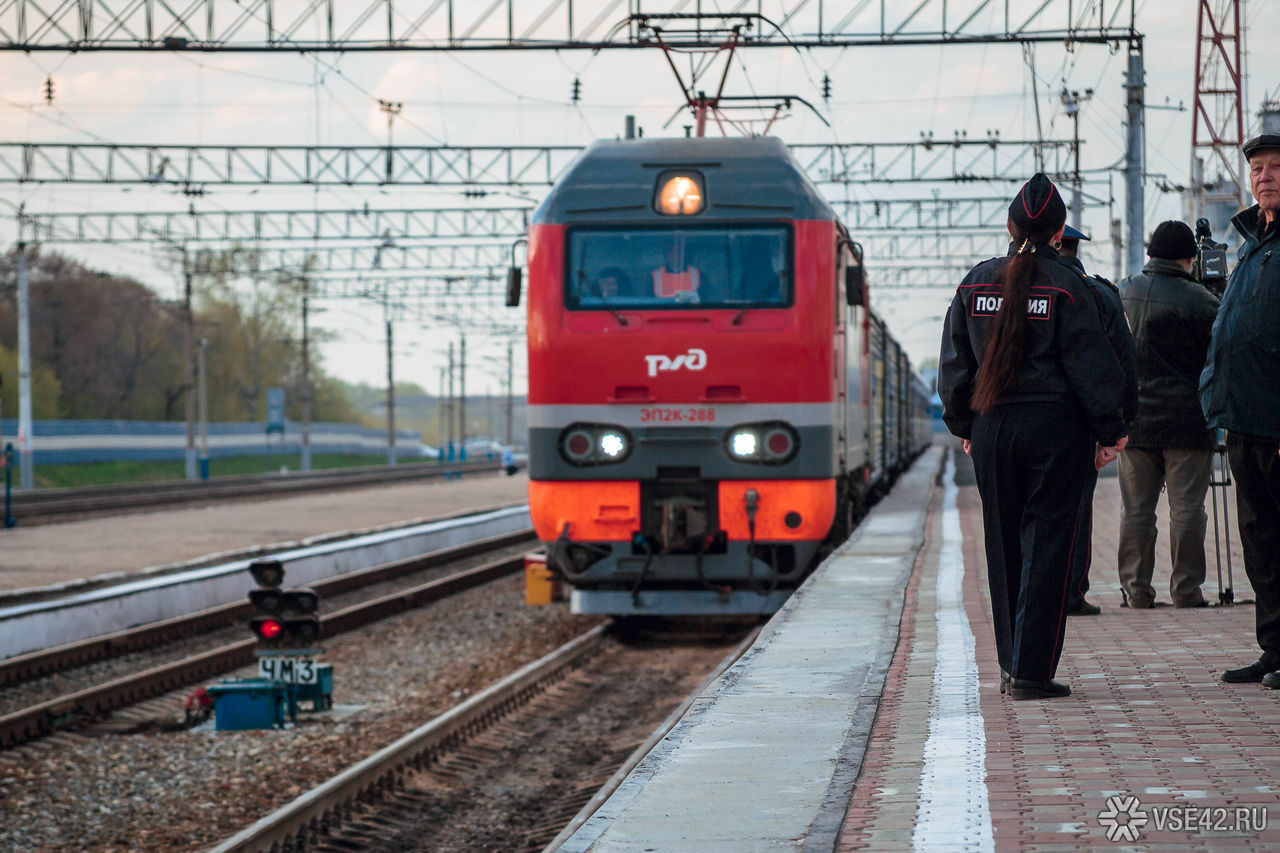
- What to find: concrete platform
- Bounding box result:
[560,441,1280,851]
[0,471,529,597]
[560,447,940,851]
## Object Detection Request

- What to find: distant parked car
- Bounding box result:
[463,439,506,460]
[418,444,442,459]
[459,439,528,472]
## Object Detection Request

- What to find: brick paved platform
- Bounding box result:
[838,444,1279,850]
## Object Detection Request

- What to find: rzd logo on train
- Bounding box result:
[645,348,707,377]
[971,291,1052,320]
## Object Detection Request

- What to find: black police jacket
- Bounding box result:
[938,246,1128,445]
[1200,206,1280,441]
[1118,258,1219,450]
[1059,255,1139,426]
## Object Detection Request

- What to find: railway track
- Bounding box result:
[0,529,535,748]
[209,623,757,853]
[7,459,502,526]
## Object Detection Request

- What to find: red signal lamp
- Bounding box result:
[251,617,284,641]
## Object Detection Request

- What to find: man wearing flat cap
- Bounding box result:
[1118,220,1219,611]
[1200,134,1280,687]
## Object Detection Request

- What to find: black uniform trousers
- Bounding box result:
[1227,432,1280,668]
[1066,467,1099,611]
[971,401,1093,682]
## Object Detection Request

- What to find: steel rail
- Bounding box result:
[8,459,501,526]
[0,527,534,689]
[542,623,763,851]
[208,624,611,853]
[0,545,531,748]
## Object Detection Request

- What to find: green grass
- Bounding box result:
[29,453,438,490]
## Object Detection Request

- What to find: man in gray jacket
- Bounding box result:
[1117,220,1220,609]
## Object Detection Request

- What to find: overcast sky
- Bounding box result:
[2,0,1277,399]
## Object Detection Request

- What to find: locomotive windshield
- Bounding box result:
[566,226,791,310]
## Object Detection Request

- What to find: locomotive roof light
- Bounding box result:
[655,172,705,215]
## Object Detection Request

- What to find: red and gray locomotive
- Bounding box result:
[519,136,931,615]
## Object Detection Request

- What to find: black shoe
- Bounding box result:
[1121,598,1154,610]
[1009,678,1071,700]
[1222,660,1273,683]
[1175,598,1209,609]
[1261,671,1280,690]
[1068,600,1102,616]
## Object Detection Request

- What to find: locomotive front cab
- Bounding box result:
[525,138,843,615]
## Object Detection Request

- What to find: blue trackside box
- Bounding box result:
[207,678,287,731]
[289,664,334,712]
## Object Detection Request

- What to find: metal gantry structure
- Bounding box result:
[16,206,535,245]
[0,1,1139,51]
[0,139,1080,187]
[17,193,1113,243]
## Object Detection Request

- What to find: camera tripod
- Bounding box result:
[1209,432,1235,606]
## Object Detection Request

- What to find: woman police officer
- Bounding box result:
[938,173,1130,700]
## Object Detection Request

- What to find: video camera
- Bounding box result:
[1193,217,1228,297]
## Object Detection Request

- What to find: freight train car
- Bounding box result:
[516,136,931,615]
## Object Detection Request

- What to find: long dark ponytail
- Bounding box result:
[970,221,1059,413]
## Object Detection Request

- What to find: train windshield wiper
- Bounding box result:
[731,271,786,325]
[580,271,628,326]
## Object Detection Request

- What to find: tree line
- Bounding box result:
[0,246,361,425]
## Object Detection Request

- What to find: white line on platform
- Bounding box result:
[912,451,994,851]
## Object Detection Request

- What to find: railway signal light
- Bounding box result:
[247,559,321,648]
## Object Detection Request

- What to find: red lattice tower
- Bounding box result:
[1191,0,1248,208]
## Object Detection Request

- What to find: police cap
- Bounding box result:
[1061,224,1090,241]
[1009,173,1067,233]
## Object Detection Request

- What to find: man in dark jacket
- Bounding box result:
[1201,134,1280,686]
[1117,220,1220,610]
[1058,225,1138,615]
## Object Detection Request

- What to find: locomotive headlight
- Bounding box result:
[560,423,632,465]
[730,431,759,458]
[599,432,627,458]
[725,422,799,464]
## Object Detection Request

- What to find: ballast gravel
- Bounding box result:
[0,576,603,852]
